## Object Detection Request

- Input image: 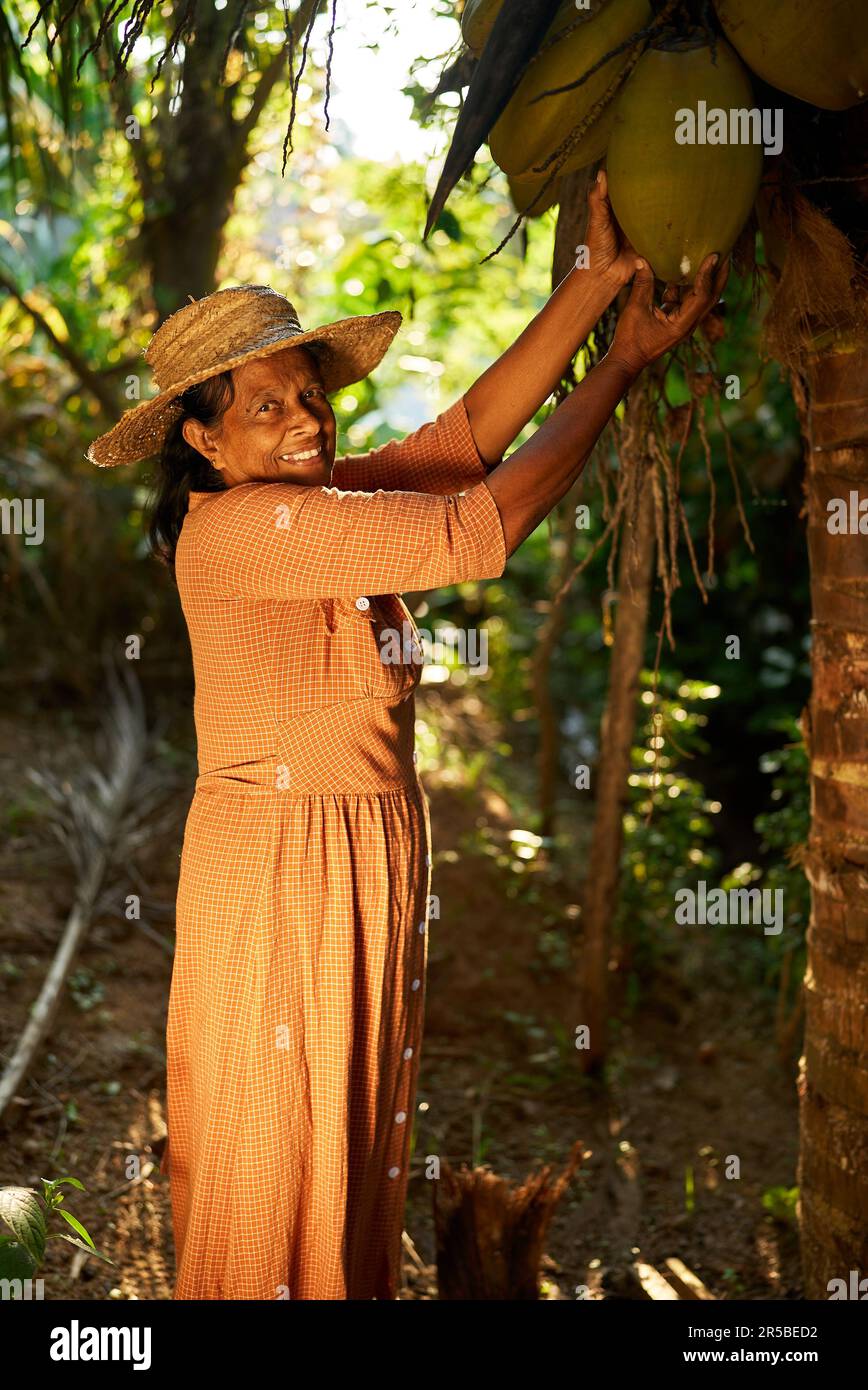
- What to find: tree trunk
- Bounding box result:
[93,0,325,316]
[796,334,868,1297]
[579,380,657,1073]
[533,168,595,837]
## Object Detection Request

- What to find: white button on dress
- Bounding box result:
[411,978,421,991]
[355,596,370,611]
[395,1111,406,1124]
[388,1165,400,1179]
[403,1047,413,1060]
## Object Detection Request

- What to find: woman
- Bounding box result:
[87,173,726,1300]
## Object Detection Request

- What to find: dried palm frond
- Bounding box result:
[0,651,177,1122]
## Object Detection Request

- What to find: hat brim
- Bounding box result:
[86,309,402,468]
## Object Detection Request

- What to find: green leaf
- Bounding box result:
[42,1176,86,1193]
[51,1232,115,1266]
[0,1240,37,1282]
[433,209,462,242]
[58,1208,95,1249]
[0,1187,46,1264]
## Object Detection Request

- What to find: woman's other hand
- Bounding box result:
[586,169,640,291]
[607,253,730,378]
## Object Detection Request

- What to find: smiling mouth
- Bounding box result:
[278,444,323,463]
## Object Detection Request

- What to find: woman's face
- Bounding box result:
[183,344,336,488]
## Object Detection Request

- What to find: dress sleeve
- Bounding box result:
[188,475,507,600]
[330,393,498,496]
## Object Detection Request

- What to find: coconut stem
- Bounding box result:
[532,41,644,179]
[530,0,681,105]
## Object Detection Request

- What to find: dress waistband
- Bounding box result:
[193,776,421,799]
[193,699,419,798]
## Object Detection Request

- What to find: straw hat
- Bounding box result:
[86,284,402,468]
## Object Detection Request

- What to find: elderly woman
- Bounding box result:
[87,173,725,1301]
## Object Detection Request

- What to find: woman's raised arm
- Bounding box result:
[463,170,644,465]
[485,252,729,556]
[331,393,492,495]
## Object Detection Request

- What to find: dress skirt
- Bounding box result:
[165,775,432,1300]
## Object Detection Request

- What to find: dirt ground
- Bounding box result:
[0,694,801,1301]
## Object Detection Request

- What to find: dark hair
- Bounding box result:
[145,370,235,574]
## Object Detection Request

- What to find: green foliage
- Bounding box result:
[720,1267,748,1297]
[67,968,105,1012]
[684,1164,695,1216]
[755,721,810,916]
[0,1175,113,1287]
[615,687,809,999]
[762,1184,799,1227]
[616,670,721,965]
[723,717,810,994]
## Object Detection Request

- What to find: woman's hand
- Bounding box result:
[607,253,730,378]
[586,169,641,292]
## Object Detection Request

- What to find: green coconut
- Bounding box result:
[507,169,561,216]
[606,36,764,283]
[715,0,868,110]
[460,0,505,57]
[489,0,651,179]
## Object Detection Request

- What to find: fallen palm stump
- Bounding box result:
[432,1141,585,1299]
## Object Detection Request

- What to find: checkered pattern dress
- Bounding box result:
[163,394,506,1299]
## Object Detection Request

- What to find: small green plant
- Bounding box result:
[0,958,23,986]
[721,1267,747,1297]
[67,968,105,1012]
[761,1184,799,1227]
[684,1163,696,1216]
[3,793,44,835]
[0,1176,114,1288]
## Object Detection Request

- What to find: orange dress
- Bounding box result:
[163,394,506,1299]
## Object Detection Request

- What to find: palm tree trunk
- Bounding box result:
[796,333,868,1297]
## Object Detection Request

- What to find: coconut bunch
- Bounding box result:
[715,0,868,111]
[452,0,867,280]
[462,0,653,221]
